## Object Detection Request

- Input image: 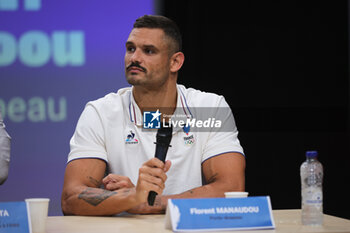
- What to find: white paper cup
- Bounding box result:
[25,198,50,233]
[224,192,249,198]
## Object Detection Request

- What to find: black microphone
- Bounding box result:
[147,124,173,206]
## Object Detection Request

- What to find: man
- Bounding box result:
[61,15,245,215]
[0,110,11,185]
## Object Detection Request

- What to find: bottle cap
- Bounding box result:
[306,151,318,158]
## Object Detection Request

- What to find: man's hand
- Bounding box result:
[102,158,171,214]
[126,158,171,214]
[103,174,135,191]
[134,158,171,204]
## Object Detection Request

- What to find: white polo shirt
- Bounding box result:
[68,84,244,195]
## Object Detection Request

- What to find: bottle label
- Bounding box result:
[303,187,322,209]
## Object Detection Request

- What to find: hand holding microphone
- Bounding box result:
[130,158,171,214]
[148,125,173,205]
[134,125,173,207]
[134,159,171,206]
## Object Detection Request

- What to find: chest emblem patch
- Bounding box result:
[125,130,139,144]
[183,134,195,146]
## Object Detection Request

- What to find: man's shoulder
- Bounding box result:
[178,84,226,107]
[86,86,131,112]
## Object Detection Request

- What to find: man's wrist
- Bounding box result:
[153,195,169,213]
[126,195,167,214]
[124,188,144,209]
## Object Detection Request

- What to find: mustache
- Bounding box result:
[126,62,147,73]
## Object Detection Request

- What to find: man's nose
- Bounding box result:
[130,48,143,64]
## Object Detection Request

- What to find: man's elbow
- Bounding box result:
[61,192,75,215]
[61,200,70,215]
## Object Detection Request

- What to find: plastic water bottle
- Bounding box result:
[300,151,323,225]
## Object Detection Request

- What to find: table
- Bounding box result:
[46,209,350,233]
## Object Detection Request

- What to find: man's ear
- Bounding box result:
[170,52,185,73]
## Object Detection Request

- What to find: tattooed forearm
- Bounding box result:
[78,187,117,206]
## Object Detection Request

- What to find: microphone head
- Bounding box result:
[156,124,173,145]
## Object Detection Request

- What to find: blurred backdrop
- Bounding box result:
[0,0,155,215]
[1,0,349,219]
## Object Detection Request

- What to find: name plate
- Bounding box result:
[0,202,31,233]
[165,196,275,232]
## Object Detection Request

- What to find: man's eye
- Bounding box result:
[127,47,135,52]
[145,49,154,54]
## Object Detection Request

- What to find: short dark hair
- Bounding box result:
[133,15,182,53]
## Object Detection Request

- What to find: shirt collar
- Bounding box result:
[128,85,193,131]
[129,87,143,126]
[171,86,193,132]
